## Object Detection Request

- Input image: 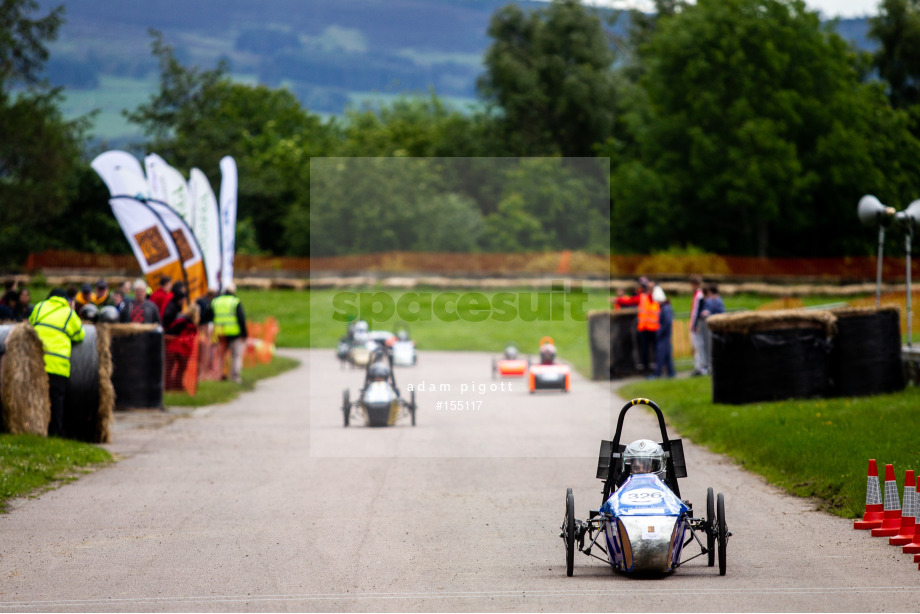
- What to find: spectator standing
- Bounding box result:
[91,279,110,306]
[688,275,708,376]
[119,279,161,324]
[149,275,173,318]
[161,282,188,329]
[610,276,658,373]
[13,288,33,321]
[165,300,199,390]
[74,282,94,312]
[29,288,85,437]
[0,289,17,320]
[212,284,248,384]
[196,288,217,326]
[635,278,660,373]
[698,284,726,374]
[651,285,675,378]
[110,288,127,314]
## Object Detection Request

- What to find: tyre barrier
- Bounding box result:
[65,324,114,444]
[708,310,837,405]
[828,306,905,397]
[587,309,641,380]
[108,323,163,411]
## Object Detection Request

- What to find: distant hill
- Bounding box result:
[37,0,875,144]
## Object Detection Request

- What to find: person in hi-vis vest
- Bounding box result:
[29,288,85,437]
[212,283,248,384]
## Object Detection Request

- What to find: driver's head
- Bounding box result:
[368,362,389,382]
[623,439,665,479]
[540,343,556,363]
[504,345,518,360]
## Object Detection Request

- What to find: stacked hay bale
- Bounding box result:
[108,323,163,410]
[587,309,640,380]
[0,323,50,435]
[828,306,905,397]
[707,310,837,404]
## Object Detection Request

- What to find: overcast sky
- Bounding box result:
[572,0,879,18]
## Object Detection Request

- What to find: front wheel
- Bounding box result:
[410,390,416,427]
[565,488,575,577]
[717,492,728,576]
[706,487,715,567]
[342,390,350,427]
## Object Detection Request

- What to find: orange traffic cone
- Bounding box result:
[890,470,917,546]
[902,512,920,554]
[854,459,885,530]
[871,464,902,537]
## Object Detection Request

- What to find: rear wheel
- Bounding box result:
[342,390,350,427]
[410,390,416,426]
[565,488,575,577]
[706,487,715,567]
[717,492,727,576]
[492,359,497,379]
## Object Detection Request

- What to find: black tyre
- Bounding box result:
[565,488,575,577]
[717,492,727,576]
[410,390,416,426]
[343,390,350,427]
[706,487,715,567]
[492,358,497,380]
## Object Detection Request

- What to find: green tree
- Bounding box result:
[869,0,920,110]
[0,0,90,264]
[125,31,335,254]
[478,0,618,157]
[612,0,919,257]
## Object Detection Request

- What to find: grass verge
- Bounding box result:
[620,377,920,518]
[0,434,112,512]
[163,355,301,406]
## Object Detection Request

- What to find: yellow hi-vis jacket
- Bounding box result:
[29,296,85,377]
[212,295,241,337]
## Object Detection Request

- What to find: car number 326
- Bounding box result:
[621,489,664,504]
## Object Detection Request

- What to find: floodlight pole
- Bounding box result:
[907,222,914,348]
[876,225,886,307]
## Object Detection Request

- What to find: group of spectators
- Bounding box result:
[3,274,249,439]
[0,280,34,322]
[612,275,725,379]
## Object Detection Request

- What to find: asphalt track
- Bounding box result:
[1,348,919,612]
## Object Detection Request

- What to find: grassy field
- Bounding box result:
[240,287,873,376]
[0,435,112,512]
[620,376,920,519]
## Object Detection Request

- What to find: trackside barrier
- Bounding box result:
[164,320,280,395]
[243,317,279,368]
[854,459,884,530]
[890,470,917,546]
[871,464,902,537]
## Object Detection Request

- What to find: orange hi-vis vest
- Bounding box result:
[637,293,660,332]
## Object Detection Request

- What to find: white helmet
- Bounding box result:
[623,439,666,481]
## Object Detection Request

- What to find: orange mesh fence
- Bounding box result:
[25,249,914,281]
[197,329,225,382]
[164,332,199,395]
[244,317,280,368]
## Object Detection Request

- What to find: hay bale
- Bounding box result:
[95,324,114,443]
[109,323,163,410]
[0,324,49,435]
[709,310,837,405]
[828,306,904,397]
